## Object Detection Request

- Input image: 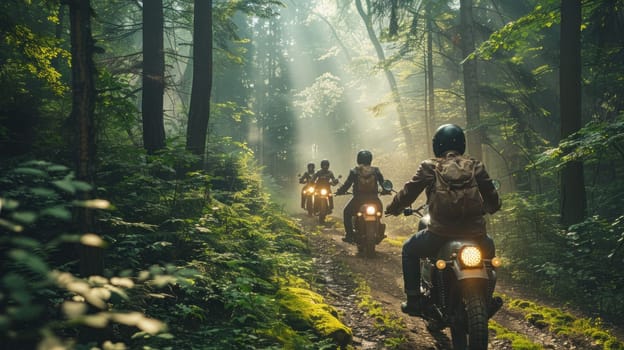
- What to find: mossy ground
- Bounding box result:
[277,286,352,347]
[503,294,624,350]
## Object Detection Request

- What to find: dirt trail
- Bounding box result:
[298,214,606,350]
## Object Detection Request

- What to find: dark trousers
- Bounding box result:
[401,230,495,295]
[343,196,383,237]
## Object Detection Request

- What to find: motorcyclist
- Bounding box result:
[312,159,339,212]
[384,124,501,315]
[335,150,388,243]
[299,162,316,209]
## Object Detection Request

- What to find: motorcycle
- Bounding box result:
[313,176,341,224]
[298,177,315,216]
[345,179,393,257]
[402,203,503,349]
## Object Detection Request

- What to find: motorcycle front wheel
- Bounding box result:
[450,287,488,350]
[318,200,327,224]
[357,221,377,258]
[306,197,313,216]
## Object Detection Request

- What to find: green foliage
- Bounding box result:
[475,1,559,63]
[294,72,345,120]
[536,113,624,169]
[492,191,624,322]
[1,143,345,349]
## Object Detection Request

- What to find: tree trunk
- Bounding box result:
[425,4,435,157]
[142,0,165,154]
[459,0,482,160]
[68,0,101,276]
[355,0,415,159]
[186,0,213,166]
[560,0,586,226]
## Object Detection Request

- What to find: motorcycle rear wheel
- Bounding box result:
[450,287,488,350]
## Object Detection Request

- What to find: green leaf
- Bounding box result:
[46,164,69,172]
[41,206,72,221]
[11,211,37,224]
[30,187,56,197]
[52,180,75,194]
[0,198,19,210]
[72,180,92,192]
[13,167,47,177]
[11,237,41,249]
[8,249,49,275]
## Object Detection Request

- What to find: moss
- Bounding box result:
[489,320,544,350]
[277,286,352,347]
[501,293,624,350]
[354,278,407,348]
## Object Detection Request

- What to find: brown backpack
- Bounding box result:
[428,155,484,222]
[356,165,378,194]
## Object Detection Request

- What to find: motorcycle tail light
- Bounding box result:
[491,256,502,267]
[435,260,447,270]
[459,246,482,267]
[365,205,376,216]
[320,188,328,196]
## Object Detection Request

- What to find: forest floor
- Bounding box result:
[295,213,622,350]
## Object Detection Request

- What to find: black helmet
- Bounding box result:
[357,150,373,165]
[320,159,330,169]
[432,124,466,157]
[307,162,315,170]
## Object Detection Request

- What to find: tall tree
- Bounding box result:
[142,0,165,154]
[186,0,213,164]
[425,2,435,156]
[355,0,415,159]
[559,0,586,226]
[459,0,482,160]
[68,0,101,276]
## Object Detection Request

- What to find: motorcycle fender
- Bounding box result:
[451,260,489,280]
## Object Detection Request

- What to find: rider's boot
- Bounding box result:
[342,230,356,244]
[401,294,425,316]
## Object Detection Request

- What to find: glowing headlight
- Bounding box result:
[307,187,315,194]
[365,205,376,216]
[459,246,482,267]
[491,256,502,267]
[435,260,447,270]
[320,188,328,196]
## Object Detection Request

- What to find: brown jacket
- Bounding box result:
[386,152,501,237]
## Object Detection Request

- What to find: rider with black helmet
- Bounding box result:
[335,150,388,243]
[299,162,316,209]
[385,124,502,315]
[312,159,339,212]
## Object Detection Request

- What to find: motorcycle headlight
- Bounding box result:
[365,205,376,216]
[307,186,315,194]
[320,188,328,196]
[459,246,482,267]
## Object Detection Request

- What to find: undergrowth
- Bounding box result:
[0,140,348,349]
